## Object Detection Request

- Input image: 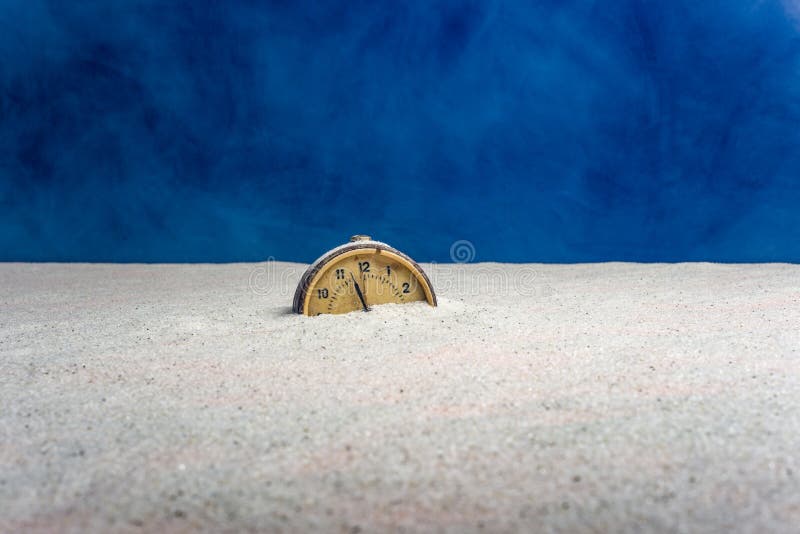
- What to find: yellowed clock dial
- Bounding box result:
[293,237,437,316]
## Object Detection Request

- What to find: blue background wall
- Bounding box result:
[1,1,799,263]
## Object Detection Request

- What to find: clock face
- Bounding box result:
[294,243,436,316]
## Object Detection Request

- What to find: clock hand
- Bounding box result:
[350,272,370,312]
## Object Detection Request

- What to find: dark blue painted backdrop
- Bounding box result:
[1,1,799,263]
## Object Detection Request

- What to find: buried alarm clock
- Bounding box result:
[292,235,437,316]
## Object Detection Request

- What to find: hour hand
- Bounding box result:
[350,272,370,312]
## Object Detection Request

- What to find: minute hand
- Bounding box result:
[350,273,370,312]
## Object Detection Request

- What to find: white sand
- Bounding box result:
[1,262,799,532]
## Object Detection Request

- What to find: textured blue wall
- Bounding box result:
[1,1,799,263]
